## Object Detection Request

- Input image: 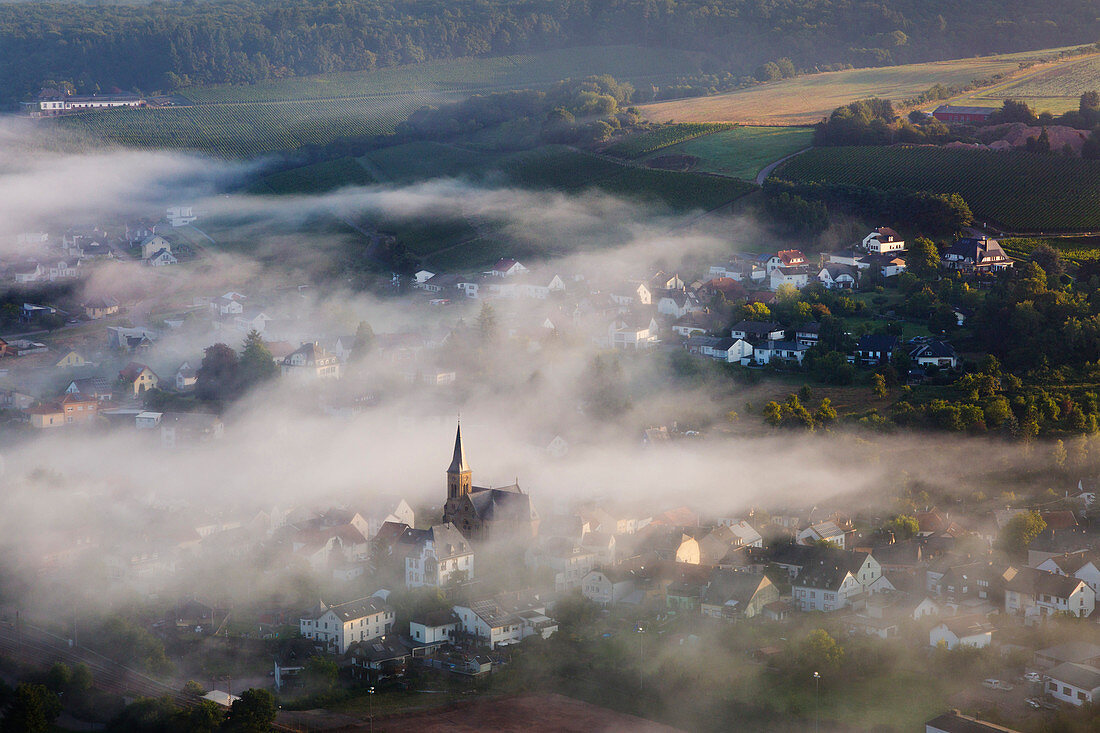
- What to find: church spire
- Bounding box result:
[448,423,469,473]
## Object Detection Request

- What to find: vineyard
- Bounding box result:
[950,53,1100,114]
[643,125,813,181]
[775,145,1100,231]
[603,123,735,159]
[256,157,376,194]
[183,46,704,104]
[55,93,451,158]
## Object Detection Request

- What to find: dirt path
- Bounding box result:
[756,147,811,184]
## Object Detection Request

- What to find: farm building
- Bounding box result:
[932,105,997,124]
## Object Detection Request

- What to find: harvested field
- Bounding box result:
[370,693,686,733]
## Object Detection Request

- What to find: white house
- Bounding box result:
[486,258,528,278]
[1037,552,1100,596]
[1005,566,1096,621]
[729,320,784,342]
[769,266,811,291]
[525,538,597,592]
[409,610,460,647]
[608,316,659,349]
[929,615,993,650]
[139,235,171,260]
[299,596,394,655]
[581,569,637,606]
[792,563,862,612]
[818,265,857,290]
[753,340,808,365]
[453,595,558,649]
[911,341,958,369]
[166,206,197,227]
[404,523,474,589]
[1046,662,1100,706]
[798,521,847,549]
[861,227,905,254]
[656,292,702,319]
[148,248,178,267]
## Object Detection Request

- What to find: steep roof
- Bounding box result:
[313,596,390,622]
[702,569,769,608]
[448,424,469,473]
[1005,566,1087,598]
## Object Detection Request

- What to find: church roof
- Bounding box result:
[468,484,539,522]
[448,424,470,473]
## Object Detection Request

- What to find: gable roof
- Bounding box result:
[119,362,155,381]
[856,333,897,352]
[1005,566,1088,598]
[306,596,390,622]
[703,569,770,608]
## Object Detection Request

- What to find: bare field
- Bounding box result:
[951,53,1100,114]
[636,50,1088,125]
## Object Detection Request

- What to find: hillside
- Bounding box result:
[636,46,1090,125]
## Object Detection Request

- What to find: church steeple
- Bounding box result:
[447,423,472,499]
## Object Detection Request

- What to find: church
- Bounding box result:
[442,424,540,541]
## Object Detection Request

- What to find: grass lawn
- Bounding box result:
[644,126,813,181]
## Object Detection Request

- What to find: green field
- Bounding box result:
[1000,236,1100,264]
[54,46,705,158]
[644,126,814,181]
[183,46,704,104]
[603,123,736,159]
[57,94,447,158]
[256,157,376,194]
[950,52,1100,115]
[360,141,492,183]
[776,145,1100,231]
[597,167,755,211]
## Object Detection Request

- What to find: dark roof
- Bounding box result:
[730,320,783,334]
[925,710,1022,733]
[410,609,460,628]
[1005,566,1086,598]
[467,484,539,522]
[933,105,998,116]
[702,569,770,608]
[347,636,410,663]
[912,341,957,359]
[401,523,471,559]
[856,333,897,352]
[1046,662,1100,692]
[119,361,154,381]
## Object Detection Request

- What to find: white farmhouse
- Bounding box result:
[299,596,394,655]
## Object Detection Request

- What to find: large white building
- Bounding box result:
[299,596,394,655]
[403,523,474,588]
[453,594,557,649]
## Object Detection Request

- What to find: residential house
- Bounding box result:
[486,258,528,278]
[861,227,905,254]
[54,350,88,368]
[13,262,44,283]
[608,315,659,349]
[753,340,808,365]
[281,342,341,379]
[795,323,820,347]
[1004,566,1096,620]
[719,520,763,548]
[700,570,779,620]
[656,291,702,319]
[84,298,120,320]
[1046,663,1100,706]
[139,235,171,260]
[47,260,79,281]
[1036,552,1100,596]
[299,596,394,655]
[672,311,722,337]
[942,237,1013,273]
[792,560,863,612]
[818,265,858,290]
[347,636,411,680]
[729,321,785,342]
[403,523,474,589]
[797,521,847,549]
[759,249,806,275]
[148,248,178,267]
[912,341,958,369]
[854,334,897,365]
[929,615,993,649]
[175,362,197,391]
[769,266,811,291]
[860,253,907,278]
[64,377,112,402]
[1035,642,1100,670]
[453,594,558,649]
[160,412,224,448]
[409,609,460,647]
[582,568,638,606]
[26,393,99,428]
[166,206,197,227]
[526,537,597,592]
[119,362,159,395]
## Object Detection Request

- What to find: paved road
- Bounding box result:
[756,147,811,185]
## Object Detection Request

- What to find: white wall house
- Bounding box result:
[404,524,474,589]
[453,597,558,649]
[581,569,636,606]
[1046,663,1100,706]
[299,597,394,655]
[929,616,993,649]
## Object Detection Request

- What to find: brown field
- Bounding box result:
[636,47,1091,125]
[365,693,686,733]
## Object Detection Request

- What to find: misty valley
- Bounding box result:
[6,4,1100,733]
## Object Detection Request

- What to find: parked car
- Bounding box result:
[982,679,1014,691]
[1024,672,1042,683]
[1025,698,1042,709]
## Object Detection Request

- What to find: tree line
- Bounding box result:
[4,0,1100,105]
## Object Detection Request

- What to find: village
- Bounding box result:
[3,205,1100,732]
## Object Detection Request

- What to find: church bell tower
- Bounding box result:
[446,423,472,500]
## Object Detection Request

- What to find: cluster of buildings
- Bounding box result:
[22,88,146,116]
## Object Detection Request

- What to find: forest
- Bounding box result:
[4,0,1100,105]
